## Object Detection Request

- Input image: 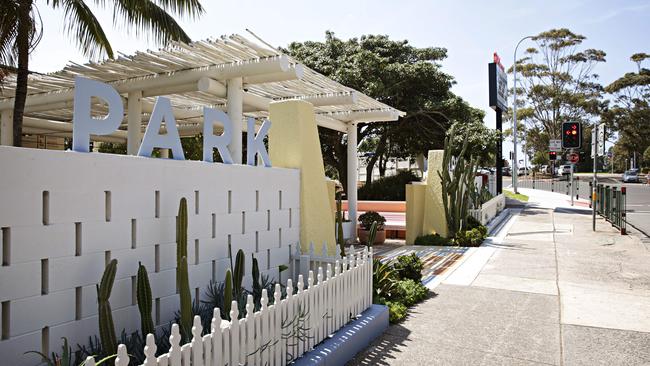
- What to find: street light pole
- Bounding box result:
[512,35,534,194]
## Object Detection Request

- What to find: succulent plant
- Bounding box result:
[97,259,118,356]
[136,262,154,337]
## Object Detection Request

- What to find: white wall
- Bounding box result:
[0,146,300,365]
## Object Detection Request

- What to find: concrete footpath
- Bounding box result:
[348,188,650,365]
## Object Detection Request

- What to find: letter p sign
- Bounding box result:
[72,77,124,152]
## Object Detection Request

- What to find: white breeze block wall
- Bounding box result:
[0,146,300,366]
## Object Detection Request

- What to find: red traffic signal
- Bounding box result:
[562,122,582,149]
[549,151,557,160]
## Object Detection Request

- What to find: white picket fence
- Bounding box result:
[84,247,374,366]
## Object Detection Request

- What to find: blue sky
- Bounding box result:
[30,0,650,159]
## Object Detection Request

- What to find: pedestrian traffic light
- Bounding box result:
[549,151,557,161]
[562,122,582,149]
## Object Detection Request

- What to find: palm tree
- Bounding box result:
[0,0,204,147]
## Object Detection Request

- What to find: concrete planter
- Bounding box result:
[358,228,386,245]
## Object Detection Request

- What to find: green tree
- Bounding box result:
[0,0,204,147]
[603,53,650,171]
[510,28,606,162]
[286,31,484,190]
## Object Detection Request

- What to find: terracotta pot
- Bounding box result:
[358,228,386,245]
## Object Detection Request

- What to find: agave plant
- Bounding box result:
[372,258,399,302]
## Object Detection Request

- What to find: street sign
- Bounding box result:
[488,53,508,111]
[597,124,605,156]
[568,152,580,164]
[549,139,562,152]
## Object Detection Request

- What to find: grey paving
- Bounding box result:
[348,193,650,366]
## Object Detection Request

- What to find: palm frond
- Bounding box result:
[112,0,199,45]
[0,0,20,66]
[152,0,204,18]
[49,0,114,59]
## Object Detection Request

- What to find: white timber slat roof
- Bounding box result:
[0,34,404,137]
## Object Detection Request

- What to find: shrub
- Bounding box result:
[358,211,386,230]
[358,170,421,201]
[414,233,451,246]
[372,259,400,301]
[454,225,488,246]
[397,279,429,306]
[382,300,408,323]
[466,215,482,230]
[393,253,424,282]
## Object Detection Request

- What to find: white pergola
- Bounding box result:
[0,34,404,238]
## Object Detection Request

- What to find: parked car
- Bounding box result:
[622,170,640,183]
[559,165,572,175]
[502,167,511,176]
[517,167,530,176]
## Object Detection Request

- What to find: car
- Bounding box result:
[517,167,530,176]
[502,167,511,176]
[622,170,640,183]
[559,165,572,175]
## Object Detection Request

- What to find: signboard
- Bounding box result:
[597,124,605,156]
[489,53,508,111]
[568,152,580,164]
[549,139,562,152]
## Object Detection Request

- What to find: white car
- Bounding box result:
[559,165,572,175]
[517,167,529,176]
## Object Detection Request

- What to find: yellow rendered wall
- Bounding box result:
[326,179,337,222]
[269,100,336,255]
[405,183,426,244]
[422,150,448,238]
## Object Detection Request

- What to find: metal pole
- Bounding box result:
[570,164,574,206]
[592,125,598,231]
[496,109,503,194]
[513,36,534,194]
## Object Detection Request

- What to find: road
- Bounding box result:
[501,174,650,237]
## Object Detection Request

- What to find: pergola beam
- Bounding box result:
[0,55,290,110]
[243,64,304,84]
[319,109,401,123]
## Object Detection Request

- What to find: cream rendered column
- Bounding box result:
[422,150,448,237]
[127,91,142,155]
[1,110,13,146]
[269,100,336,255]
[346,122,358,241]
[227,77,243,164]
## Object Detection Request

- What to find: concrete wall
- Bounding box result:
[0,146,300,365]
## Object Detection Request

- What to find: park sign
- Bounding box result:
[489,52,508,111]
[549,139,562,152]
[71,77,272,167]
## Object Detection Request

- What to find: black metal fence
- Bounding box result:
[595,184,627,234]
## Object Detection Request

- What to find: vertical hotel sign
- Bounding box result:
[489,53,508,111]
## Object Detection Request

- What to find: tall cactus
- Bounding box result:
[97,259,118,356]
[252,256,261,309]
[178,256,192,341]
[224,269,233,319]
[336,192,345,257]
[136,262,155,337]
[438,125,479,237]
[233,249,245,300]
[176,197,192,341]
[176,197,188,288]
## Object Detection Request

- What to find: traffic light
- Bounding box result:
[562,122,582,149]
[549,151,557,161]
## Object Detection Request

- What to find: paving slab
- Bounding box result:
[562,324,650,366]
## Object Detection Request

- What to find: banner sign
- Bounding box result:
[489,53,508,111]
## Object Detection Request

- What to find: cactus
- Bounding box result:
[252,256,261,308]
[176,197,188,288]
[233,249,245,300]
[178,256,192,341]
[224,269,233,319]
[97,259,118,357]
[438,125,479,238]
[175,197,192,341]
[136,262,155,337]
[336,192,345,257]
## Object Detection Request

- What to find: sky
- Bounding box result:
[29,0,650,161]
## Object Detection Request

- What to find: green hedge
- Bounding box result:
[358,170,421,201]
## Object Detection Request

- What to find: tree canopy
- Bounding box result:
[507,28,607,170]
[285,31,487,189]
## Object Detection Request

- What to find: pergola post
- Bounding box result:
[227,77,243,164]
[347,122,358,241]
[1,110,13,146]
[127,91,142,155]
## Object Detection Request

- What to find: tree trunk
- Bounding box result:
[12,0,33,147]
[364,130,388,185]
[379,154,387,177]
